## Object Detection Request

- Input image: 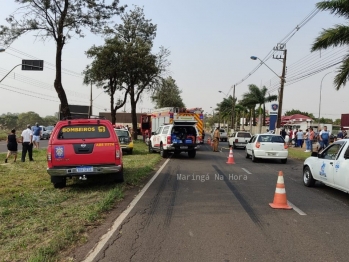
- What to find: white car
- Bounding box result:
[303,139,349,191]
[229,131,252,149]
[245,134,288,163]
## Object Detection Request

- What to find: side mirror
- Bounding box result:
[344,153,349,159]
[311,152,318,157]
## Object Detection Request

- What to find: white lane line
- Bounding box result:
[287,201,307,216]
[82,158,171,262]
[241,168,252,175]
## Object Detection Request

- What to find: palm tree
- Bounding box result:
[311,0,349,90]
[242,84,278,133]
[234,103,248,130]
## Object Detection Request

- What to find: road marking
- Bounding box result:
[287,201,307,216]
[241,168,252,174]
[82,157,171,262]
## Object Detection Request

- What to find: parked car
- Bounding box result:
[46,118,123,188]
[245,133,288,163]
[228,131,252,149]
[114,128,133,154]
[219,129,228,142]
[303,139,349,190]
[149,121,198,158]
[41,125,54,140]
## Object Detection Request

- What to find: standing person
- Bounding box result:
[21,124,34,162]
[308,127,315,152]
[294,129,298,147]
[32,122,42,149]
[297,129,304,148]
[319,126,331,150]
[304,129,310,152]
[213,127,220,152]
[288,129,293,146]
[5,129,21,163]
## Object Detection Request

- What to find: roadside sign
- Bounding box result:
[22,60,44,71]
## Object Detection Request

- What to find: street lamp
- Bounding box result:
[318,71,332,131]
[218,90,228,97]
[251,55,287,133]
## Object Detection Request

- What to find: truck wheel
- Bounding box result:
[114,169,124,183]
[303,166,315,187]
[188,150,196,158]
[160,144,168,158]
[149,142,154,153]
[52,177,66,189]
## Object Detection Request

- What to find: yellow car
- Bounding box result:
[114,128,133,154]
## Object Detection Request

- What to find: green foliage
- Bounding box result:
[311,0,349,90]
[0,0,125,118]
[241,84,277,126]
[284,109,315,118]
[0,113,18,129]
[84,6,169,128]
[152,77,185,108]
[0,112,57,134]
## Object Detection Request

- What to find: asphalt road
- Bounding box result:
[0,139,49,153]
[69,140,349,262]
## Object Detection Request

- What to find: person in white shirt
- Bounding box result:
[21,124,34,162]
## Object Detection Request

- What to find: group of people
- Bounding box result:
[5,123,43,163]
[280,126,347,152]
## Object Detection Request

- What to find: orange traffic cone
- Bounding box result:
[226,147,235,164]
[269,171,292,209]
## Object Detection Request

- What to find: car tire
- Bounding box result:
[52,177,66,189]
[252,151,258,162]
[245,150,249,159]
[233,143,237,149]
[114,170,124,183]
[188,150,196,158]
[160,144,168,158]
[303,166,316,187]
[281,158,287,164]
[149,142,154,153]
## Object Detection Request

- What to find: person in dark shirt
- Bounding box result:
[5,129,21,163]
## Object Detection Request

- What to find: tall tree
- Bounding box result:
[0,0,124,118]
[17,111,43,129]
[113,7,169,139]
[151,77,185,108]
[0,113,19,130]
[84,37,129,124]
[242,84,277,132]
[311,0,349,89]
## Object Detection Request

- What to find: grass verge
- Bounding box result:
[288,147,313,161]
[0,141,161,262]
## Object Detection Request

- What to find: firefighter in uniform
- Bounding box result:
[213,127,220,152]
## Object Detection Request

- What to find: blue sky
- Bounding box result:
[0,0,348,120]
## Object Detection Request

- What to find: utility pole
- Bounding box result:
[89,82,93,118]
[231,85,236,131]
[276,49,287,130]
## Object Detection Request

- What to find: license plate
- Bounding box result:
[268,153,276,156]
[180,146,188,149]
[76,166,93,172]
